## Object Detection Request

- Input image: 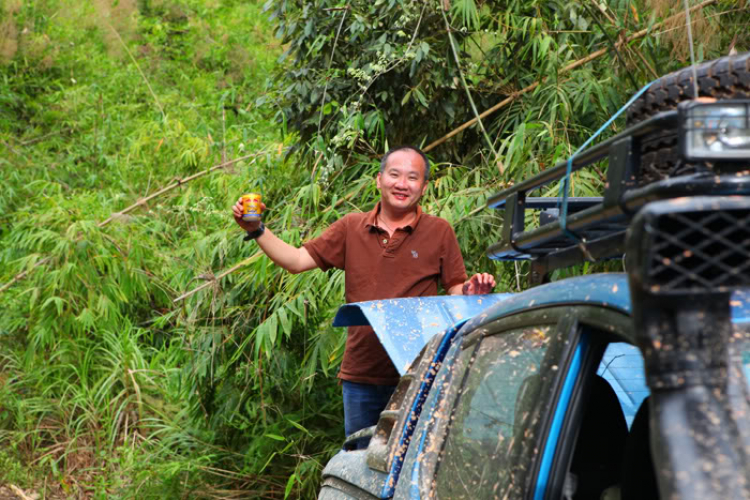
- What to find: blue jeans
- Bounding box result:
[342,381,397,449]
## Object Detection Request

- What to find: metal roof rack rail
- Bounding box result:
[486,100,750,285]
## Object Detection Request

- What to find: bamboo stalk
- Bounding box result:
[423,0,718,153]
[628,45,660,79]
[423,83,539,152]
[222,107,227,165]
[0,256,53,295]
[20,130,61,147]
[173,251,263,303]
[127,369,144,425]
[98,152,261,227]
[1,153,267,296]
[590,0,617,25]
[9,485,34,500]
[1,138,21,157]
[106,20,165,121]
[440,6,498,158]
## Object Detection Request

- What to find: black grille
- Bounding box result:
[646,208,750,293]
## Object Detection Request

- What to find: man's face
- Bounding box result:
[376,150,429,214]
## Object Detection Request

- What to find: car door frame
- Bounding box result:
[539,306,634,500]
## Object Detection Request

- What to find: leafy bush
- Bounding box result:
[268,0,746,171]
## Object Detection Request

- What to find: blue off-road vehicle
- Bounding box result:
[319,53,750,500]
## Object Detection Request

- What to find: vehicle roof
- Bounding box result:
[333,274,750,374]
[462,274,750,333]
[459,273,631,334]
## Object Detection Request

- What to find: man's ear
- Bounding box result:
[421,180,429,196]
[376,172,382,191]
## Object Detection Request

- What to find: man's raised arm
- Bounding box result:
[232,198,318,274]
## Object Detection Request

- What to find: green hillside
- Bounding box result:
[1,0,748,497]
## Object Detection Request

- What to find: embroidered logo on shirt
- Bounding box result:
[411,250,419,259]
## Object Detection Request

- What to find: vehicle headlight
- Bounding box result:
[681,100,750,161]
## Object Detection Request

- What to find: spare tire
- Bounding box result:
[625,52,750,185]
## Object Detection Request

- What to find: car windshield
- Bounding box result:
[435,325,553,498]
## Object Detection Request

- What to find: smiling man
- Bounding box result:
[232,145,495,446]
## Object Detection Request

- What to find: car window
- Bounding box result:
[434,325,553,499]
[599,332,750,428]
[597,343,649,427]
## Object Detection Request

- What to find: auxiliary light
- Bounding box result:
[681,100,750,161]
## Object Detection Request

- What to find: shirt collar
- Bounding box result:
[363,202,423,233]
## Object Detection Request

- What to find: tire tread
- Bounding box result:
[625,52,750,182]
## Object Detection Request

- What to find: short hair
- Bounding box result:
[379,145,430,181]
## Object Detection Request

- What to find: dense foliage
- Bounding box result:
[269,0,748,170]
[1,0,748,497]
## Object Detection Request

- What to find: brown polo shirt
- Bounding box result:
[302,203,468,385]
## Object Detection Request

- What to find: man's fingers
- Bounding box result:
[232,203,243,218]
[467,273,496,294]
[471,273,490,285]
[483,273,495,288]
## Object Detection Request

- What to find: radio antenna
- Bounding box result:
[682,0,700,98]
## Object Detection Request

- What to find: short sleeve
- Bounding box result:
[440,223,468,290]
[302,216,348,271]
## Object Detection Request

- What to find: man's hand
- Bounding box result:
[231,197,317,274]
[461,273,496,295]
[232,197,266,232]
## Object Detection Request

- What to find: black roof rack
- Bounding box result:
[486,104,750,285]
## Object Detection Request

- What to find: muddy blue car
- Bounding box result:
[320,53,750,500]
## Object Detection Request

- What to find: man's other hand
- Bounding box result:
[233,197,266,232]
[461,273,496,295]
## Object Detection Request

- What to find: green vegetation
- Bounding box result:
[1,0,748,497]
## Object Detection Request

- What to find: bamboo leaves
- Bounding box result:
[451,0,480,32]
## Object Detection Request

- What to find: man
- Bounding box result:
[232,146,495,444]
